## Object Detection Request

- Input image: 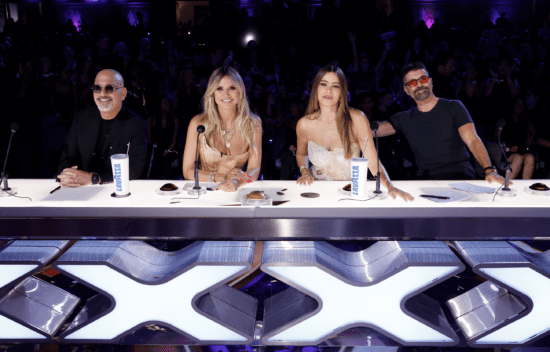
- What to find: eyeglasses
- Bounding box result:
[404,75,430,88]
[92,84,123,94]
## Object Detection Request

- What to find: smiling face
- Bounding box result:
[403,68,433,102]
[93,70,127,117]
[317,72,341,107]
[214,75,240,109]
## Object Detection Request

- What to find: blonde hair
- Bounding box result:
[199,67,260,154]
[306,65,354,159]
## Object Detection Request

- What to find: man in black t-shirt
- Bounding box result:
[376,61,506,184]
[58,69,147,187]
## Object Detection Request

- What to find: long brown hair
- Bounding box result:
[306,65,354,159]
[199,66,260,155]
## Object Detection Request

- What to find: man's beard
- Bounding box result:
[414,87,431,101]
[96,99,114,112]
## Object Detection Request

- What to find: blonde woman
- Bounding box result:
[182,67,262,192]
[295,65,413,201]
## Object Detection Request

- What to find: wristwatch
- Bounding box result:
[91,172,100,185]
[484,166,497,173]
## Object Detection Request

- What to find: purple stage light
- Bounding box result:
[65,10,82,32]
[127,9,148,28]
[488,5,514,24]
[127,11,138,26]
[420,5,438,28]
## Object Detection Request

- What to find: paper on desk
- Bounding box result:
[42,186,103,201]
[420,188,471,203]
[449,182,496,194]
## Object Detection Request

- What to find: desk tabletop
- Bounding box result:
[1,179,548,240]
[0,179,548,218]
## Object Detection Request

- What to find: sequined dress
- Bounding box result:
[198,134,249,174]
[308,141,360,180]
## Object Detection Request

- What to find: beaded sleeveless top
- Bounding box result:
[307,140,360,181]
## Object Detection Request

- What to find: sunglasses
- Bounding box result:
[92,84,123,94]
[404,75,430,88]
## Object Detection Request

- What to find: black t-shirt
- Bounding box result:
[388,98,474,175]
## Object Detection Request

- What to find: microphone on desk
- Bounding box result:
[495,119,516,197]
[368,121,387,200]
[1,122,19,192]
[189,125,207,196]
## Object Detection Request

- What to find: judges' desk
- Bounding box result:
[0,179,549,240]
[2,179,550,348]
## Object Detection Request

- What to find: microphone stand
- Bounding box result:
[496,127,516,197]
[188,126,206,196]
[1,128,16,192]
[368,123,388,200]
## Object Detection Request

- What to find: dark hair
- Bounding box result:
[356,91,374,103]
[401,61,429,83]
[433,52,454,68]
[96,34,108,43]
[377,89,391,101]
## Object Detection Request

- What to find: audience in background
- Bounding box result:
[3,6,550,182]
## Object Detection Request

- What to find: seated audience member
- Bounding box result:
[372,89,402,177]
[58,69,147,186]
[356,91,375,121]
[485,56,520,119]
[431,52,457,99]
[535,113,550,177]
[498,98,536,179]
[294,65,413,201]
[377,61,507,184]
[182,67,262,192]
[148,97,180,179]
[280,99,306,180]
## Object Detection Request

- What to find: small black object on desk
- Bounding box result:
[420,194,450,200]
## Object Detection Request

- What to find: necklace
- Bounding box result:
[221,127,235,149]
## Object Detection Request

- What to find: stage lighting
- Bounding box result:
[244,33,255,46]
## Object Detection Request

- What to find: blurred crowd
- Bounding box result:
[3,4,550,181]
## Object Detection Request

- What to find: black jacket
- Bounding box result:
[58,106,147,182]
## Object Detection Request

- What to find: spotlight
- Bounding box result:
[245,33,255,43]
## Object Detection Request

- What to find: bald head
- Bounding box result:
[96,69,124,87]
[94,69,127,119]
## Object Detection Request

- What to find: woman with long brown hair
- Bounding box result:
[182,67,262,192]
[295,65,413,200]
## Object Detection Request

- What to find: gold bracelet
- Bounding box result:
[299,165,309,174]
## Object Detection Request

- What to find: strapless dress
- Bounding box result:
[307,140,360,181]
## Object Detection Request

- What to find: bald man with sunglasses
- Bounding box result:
[58,69,147,187]
[376,61,507,184]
